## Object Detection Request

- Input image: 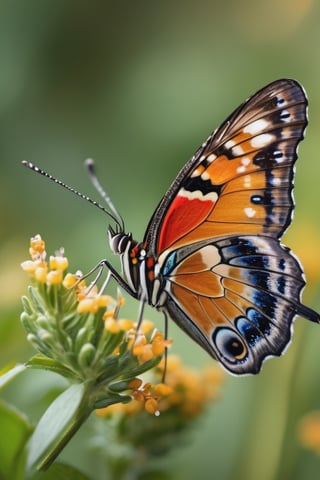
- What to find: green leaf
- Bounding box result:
[0,364,27,389]
[27,383,93,473]
[27,355,78,380]
[0,400,33,480]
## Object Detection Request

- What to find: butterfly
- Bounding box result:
[23,78,320,375]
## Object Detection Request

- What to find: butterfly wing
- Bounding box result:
[163,235,319,374]
[144,79,307,254]
[144,79,320,374]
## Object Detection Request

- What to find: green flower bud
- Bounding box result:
[78,343,96,370]
[74,326,94,353]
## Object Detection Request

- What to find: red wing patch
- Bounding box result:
[158,191,217,252]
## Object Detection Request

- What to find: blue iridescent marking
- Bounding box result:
[162,251,177,276]
[247,308,271,335]
[276,275,286,294]
[231,255,270,269]
[236,317,262,347]
[253,289,277,318]
[221,238,258,261]
[248,270,270,290]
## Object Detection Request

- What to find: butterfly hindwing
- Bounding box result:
[163,235,311,373]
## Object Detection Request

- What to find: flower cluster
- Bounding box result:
[21,234,69,285]
[96,353,224,474]
[20,235,168,412]
[100,354,224,420]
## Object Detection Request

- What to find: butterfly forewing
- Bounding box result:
[147,79,307,254]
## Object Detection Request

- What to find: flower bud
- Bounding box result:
[78,343,96,369]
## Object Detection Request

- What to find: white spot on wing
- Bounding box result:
[191,167,202,178]
[241,157,251,166]
[280,110,291,122]
[250,133,274,148]
[225,140,235,149]
[200,245,221,269]
[232,145,245,156]
[237,165,246,174]
[179,187,218,203]
[243,118,269,135]
[271,177,282,186]
[207,153,217,162]
[201,171,210,180]
[244,207,256,218]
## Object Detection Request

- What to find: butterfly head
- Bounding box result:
[108,225,133,255]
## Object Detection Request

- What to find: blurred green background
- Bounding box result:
[1,0,320,479]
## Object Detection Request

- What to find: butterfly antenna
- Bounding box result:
[21,160,123,229]
[85,158,125,232]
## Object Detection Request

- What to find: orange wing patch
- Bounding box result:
[170,283,228,334]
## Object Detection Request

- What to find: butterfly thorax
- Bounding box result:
[108,228,167,308]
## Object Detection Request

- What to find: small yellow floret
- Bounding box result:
[137,344,154,363]
[96,295,112,308]
[145,398,159,415]
[104,317,121,334]
[118,318,134,331]
[152,383,172,396]
[46,270,63,285]
[128,378,143,389]
[138,320,154,334]
[34,266,48,283]
[29,234,46,256]
[151,332,169,356]
[49,255,69,271]
[62,273,78,288]
[21,260,37,274]
[77,298,99,314]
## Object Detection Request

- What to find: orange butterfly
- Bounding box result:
[23,79,320,374]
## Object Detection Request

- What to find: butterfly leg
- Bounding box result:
[161,310,169,382]
[79,258,138,298]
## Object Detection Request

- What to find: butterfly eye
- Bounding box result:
[213,328,248,363]
[108,230,132,255]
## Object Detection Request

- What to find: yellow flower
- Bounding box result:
[46,269,63,285]
[29,234,46,260]
[104,317,121,334]
[34,265,48,284]
[49,255,69,271]
[77,298,99,314]
[21,235,70,286]
[151,331,172,356]
[127,379,172,416]
[62,273,79,289]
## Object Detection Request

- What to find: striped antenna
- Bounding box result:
[85,158,125,232]
[21,160,124,231]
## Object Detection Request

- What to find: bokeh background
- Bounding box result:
[1,1,320,479]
